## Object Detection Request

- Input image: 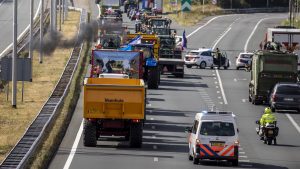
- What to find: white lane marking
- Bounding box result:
[215,86,219,88]
[150,117,154,120]
[217,91,220,93]
[214,81,218,84]
[239,156,248,158]
[286,114,300,135]
[218,96,222,99]
[147,103,152,107]
[239,152,246,154]
[215,70,228,104]
[213,77,217,79]
[212,74,216,76]
[152,135,156,138]
[0,0,41,57]
[242,99,246,103]
[186,15,225,38]
[239,147,243,150]
[239,159,250,162]
[63,120,84,169]
[234,78,237,82]
[219,102,223,104]
[154,157,159,162]
[244,16,286,52]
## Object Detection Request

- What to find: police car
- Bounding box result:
[185,111,239,166]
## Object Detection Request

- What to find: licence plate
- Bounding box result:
[284,98,294,101]
[210,142,225,146]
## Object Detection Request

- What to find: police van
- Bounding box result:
[185,111,239,166]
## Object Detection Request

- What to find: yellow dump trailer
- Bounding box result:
[83,77,146,148]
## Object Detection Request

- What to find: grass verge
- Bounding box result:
[27,39,90,169]
[0,11,81,163]
[281,18,300,28]
[163,1,222,26]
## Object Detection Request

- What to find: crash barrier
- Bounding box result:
[165,7,289,14]
[221,7,289,14]
[0,8,87,169]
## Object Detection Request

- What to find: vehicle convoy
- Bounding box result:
[186,111,239,166]
[84,50,146,147]
[248,50,298,105]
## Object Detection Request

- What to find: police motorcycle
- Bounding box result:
[255,120,279,145]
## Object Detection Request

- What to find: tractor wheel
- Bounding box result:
[148,67,159,89]
[83,119,97,147]
[129,122,143,148]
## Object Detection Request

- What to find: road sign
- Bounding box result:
[181,0,191,12]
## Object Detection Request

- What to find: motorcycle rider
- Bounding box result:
[258,107,277,139]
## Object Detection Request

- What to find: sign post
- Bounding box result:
[181,0,191,12]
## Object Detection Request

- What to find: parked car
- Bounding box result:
[211,51,230,69]
[235,52,253,70]
[184,48,213,69]
[269,82,300,112]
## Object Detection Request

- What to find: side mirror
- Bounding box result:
[255,120,259,124]
[185,127,192,133]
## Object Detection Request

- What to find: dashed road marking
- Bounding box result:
[218,96,222,99]
[239,156,248,158]
[150,117,154,121]
[152,135,156,138]
[217,91,220,93]
[239,152,246,154]
[242,99,246,103]
[216,86,219,88]
[154,157,159,162]
[239,159,250,162]
[214,81,218,84]
[219,102,223,104]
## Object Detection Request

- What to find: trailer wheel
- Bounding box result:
[83,119,97,147]
[129,122,143,148]
[148,67,159,89]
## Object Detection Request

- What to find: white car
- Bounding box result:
[235,52,253,70]
[184,48,213,69]
[186,111,239,166]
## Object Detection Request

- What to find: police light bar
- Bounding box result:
[201,111,234,115]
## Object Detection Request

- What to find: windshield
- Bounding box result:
[240,54,253,58]
[277,85,300,95]
[187,52,199,56]
[200,122,235,136]
[93,51,141,78]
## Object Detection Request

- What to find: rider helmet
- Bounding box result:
[264,107,272,114]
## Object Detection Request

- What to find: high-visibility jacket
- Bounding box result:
[260,113,277,126]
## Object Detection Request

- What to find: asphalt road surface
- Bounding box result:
[0,0,40,54]
[49,5,300,169]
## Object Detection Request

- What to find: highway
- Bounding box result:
[0,0,40,54]
[48,6,300,169]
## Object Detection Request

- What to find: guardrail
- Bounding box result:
[0,8,87,169]
[165,7,289,15]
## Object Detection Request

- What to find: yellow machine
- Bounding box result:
[83,77,145,148]
[126,33,160,60]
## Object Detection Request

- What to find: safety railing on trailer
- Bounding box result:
[0,8,87,169]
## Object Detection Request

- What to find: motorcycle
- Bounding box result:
[256,121,279,145]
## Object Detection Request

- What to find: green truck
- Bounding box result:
[249,50,298,105]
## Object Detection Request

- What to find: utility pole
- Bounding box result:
[59,0,62,31]
[202,0,204,13]
[50,0,57,32]
[29,0,34,59]
[40,0,44,63]
[12,0,17,108]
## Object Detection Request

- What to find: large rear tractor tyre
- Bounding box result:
[148,67,159,89]
[231,159,239,166]
[129,122,143,148]
[83,120,97,147]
